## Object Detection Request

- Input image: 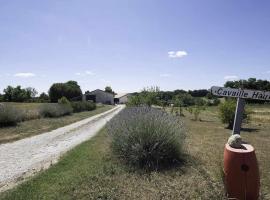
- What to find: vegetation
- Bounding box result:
[128,87,219,108]
[225,77,270,103]
[104,86,116,95]
[1,105,270,199]
[219,99,248,129]
[107,106,186,170]
[38,92,50,103]
[49,80,82,102]
[0,104,22,127]
[2,86,37,102]
[127,87,161,106]
[0,104,113,144]
[71,101,96,113]
[39,103,73,118]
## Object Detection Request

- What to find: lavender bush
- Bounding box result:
[0,104,22,126]
[107,106,186,170]
[39,103,73,118]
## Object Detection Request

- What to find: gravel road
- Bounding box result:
[0,105,124,192]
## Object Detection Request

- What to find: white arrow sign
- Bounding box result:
[211,86,270,101]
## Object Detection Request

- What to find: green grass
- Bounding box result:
[1,104,270,199]
[0,105,113,144]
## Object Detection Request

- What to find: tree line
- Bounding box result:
[1,77,269,103]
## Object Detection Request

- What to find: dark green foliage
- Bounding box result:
[224,78,270,103]
[219,99,248,129]
[188,89,209,97]
[127,87,160,106]
[48,81,82,102]
[194,98,207,106]
[39,103,73,118]
[105,86,115,94]
[39,92,50,102]
[71,101,96,113]
[58,96,70,105]
[107,106,186,170]
[3,86,37,102]
[0,104,22,126]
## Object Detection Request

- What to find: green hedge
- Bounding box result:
[71,101,96,113]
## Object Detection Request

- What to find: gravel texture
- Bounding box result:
[0,105,124,192]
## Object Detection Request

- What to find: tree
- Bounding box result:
[105,86,116,95]
[39,92,50,102]
[219,99,248,129]
[224,78,270,103]
[3,85,37,102]
[127,86,160,107]
[49,81,82,102]
[26,87,38,98]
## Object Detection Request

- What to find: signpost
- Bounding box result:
[211,86,266,199]
[211,86,270,135]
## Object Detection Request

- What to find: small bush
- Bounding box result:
[219,99,248,129]
[71,101,96,113]
[58,96,70,105]
[39,103,73,118]
[107,106,186,170]
[0,104,22,126]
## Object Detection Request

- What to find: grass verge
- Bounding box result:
[0,105,113,144]
[0,131,225,199]
[1,105,269,199]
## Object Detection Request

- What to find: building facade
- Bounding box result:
[84,89,114,105]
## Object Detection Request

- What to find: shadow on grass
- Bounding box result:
[241,127,259,133]
[113,153,198,176]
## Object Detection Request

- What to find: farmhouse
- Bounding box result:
[84,89,114,105]
[114,93,130,104]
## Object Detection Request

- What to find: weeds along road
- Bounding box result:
[0,105,124,192]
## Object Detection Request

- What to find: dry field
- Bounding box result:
[0,104,270,199]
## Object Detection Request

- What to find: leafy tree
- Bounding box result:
[26,87,37,98]
[127,86,160,106]
[188,89,209,97]
[105,86,113,93]
[105,86,116,95]
[219,99,248,129]
[39,92,50,102]
[224,78,270,103]
[49,81,82,102]
[3,85,37,102]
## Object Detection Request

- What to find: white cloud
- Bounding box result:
[75,70,95,76]
[160,73,172,77]
[100,78,111,84]
[14,73,36,78]
[224,75,239,81]
[85,70,95,75]
[168,51,188,58]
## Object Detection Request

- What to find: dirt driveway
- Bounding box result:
[0,105,124,192]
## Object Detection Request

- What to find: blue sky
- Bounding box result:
[0,0,270,94]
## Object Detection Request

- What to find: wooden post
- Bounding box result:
[232,98,245,135]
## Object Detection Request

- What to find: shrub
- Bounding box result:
[219,99,248,129]
[39,103,73,118]
[58,96,70,105]
[49,81,82,102]
[107,106,186,170]
[71,101,96,113]
[127,87,160,107]
[0,104,22,126]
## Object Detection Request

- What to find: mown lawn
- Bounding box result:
[1,104,270,199]
[0,104,113,144]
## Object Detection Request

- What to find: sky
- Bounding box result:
[0,0,270,94]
